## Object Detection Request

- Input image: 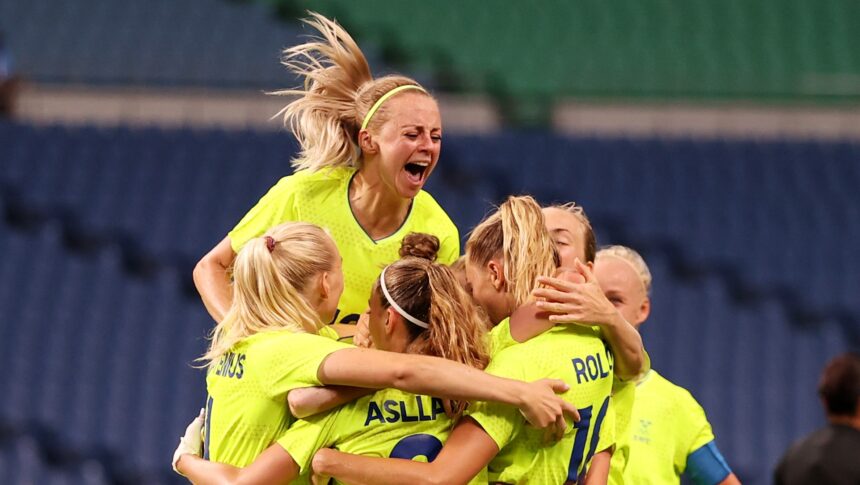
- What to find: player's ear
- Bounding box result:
[384,307,401,335]
[488,259,505,291]
[319,271,331,300]
[358,129,378,155]
[636,297,651,326]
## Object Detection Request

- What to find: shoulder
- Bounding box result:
[250,330,346,353]
[285,168,354,196]
[411,191,458,233]
[650,371,700,404]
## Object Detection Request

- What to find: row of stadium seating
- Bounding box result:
[283,0,860,122]
[0,0,390,89]
[0,220,210,483]
[0,121,854,483]
[0,433,109,485]
[4,121,858,342]
[4,0,858,123]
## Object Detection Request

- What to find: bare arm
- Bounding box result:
[584,449,611,485]
[288,386,374,419]
[193,236,236,323]
[718,474,742,485]
[176,444,299,485]
[311,417,498,485]
[319,348,578,430]
[532,260,646,380]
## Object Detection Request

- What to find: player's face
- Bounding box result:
[371,93,442,199]
[464,255,509,325]
[594,256,648,327]
[542,207,587,268]
[367,287,392,351]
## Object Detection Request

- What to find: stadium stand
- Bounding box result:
[0,120,855,483]
[0,0,392,89]
[0,433,110,485]
[281,0,860,123]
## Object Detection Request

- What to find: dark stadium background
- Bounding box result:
[1,0,858,483]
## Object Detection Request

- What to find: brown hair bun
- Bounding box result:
[399,233,440,261]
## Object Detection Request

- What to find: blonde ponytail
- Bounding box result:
[466,195,559,306]
[272,12,431,172]
[201,222,338,366]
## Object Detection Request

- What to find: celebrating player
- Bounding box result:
[193,12,458,333]
[179,221,575,470]
[311,196,615,484]
[593,245,739,485]
[174,233,493,483]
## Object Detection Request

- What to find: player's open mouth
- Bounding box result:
[404,161,430,183]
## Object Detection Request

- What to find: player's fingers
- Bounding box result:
[545,379,571,394]
[563,401,581,422]
[575,258,596,283]
[548,313,587,324]
[554,413,566,441]
[533,287,578,303]
[535,276,578,292]
[535,301,574,314]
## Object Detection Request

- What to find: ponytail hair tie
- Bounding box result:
[264,236,276,253]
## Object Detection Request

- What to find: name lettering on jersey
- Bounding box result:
[571,345,613,384]
[364,396,446,426]
[214,351,245,379]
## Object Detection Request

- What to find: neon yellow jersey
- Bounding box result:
[607,378,636,485]
[204,331,351,467]
[611,370,715,485]
[486,317,516,357]
[278,388,487,485]
[466,326,615,484]
[228,168,460,325]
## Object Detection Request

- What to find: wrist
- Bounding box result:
[312,449,335,475]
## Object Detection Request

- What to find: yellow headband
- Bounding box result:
[360,85,426,131]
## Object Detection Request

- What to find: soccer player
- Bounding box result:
[592,245,739,485]
[173,233,493,483]
[193,12,458,332]
[774,352,860,485]
[311,196,615,484]
[184,221,576,468]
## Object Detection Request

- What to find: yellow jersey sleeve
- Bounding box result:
[256,332,351,399]
[674,388,716,474]
[229,174,300,252]
[277,411,341,474]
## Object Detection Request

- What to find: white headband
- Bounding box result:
[379,266,429,329]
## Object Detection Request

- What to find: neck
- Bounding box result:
[829,414,860,430]
[350,167,412,240]
[509,300,551,329]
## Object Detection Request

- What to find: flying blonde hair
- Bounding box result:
[201,222,339,366]
[596,245,653,295]
[466,196,560,307]
[272,12,433,172]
